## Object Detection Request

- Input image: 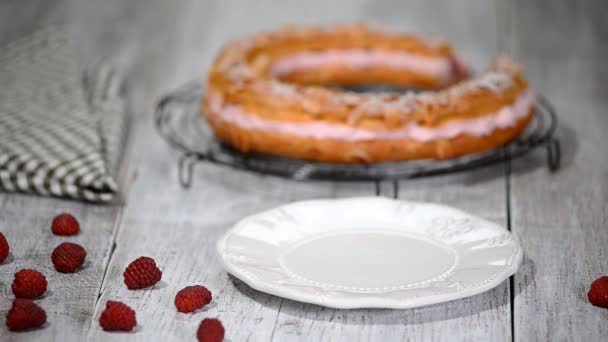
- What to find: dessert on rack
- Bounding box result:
[204,24,535,163]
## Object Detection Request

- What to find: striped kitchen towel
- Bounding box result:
[0,27,128,202]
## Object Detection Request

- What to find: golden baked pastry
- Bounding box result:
[203,24,534,163]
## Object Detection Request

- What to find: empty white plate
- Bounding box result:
[217,197,522,309]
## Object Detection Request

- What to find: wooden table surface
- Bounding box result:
[1,0,606,341]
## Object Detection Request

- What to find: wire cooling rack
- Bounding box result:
[156,81,560,187]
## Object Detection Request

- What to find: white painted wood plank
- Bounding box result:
[0,1,124,341]
[10,0,586,340]
[86,102,374,342]
[266,0,513,341]
[0,0,206,341]
[286,168,513,342]
[394,169,510,342]
[85,1,375,341]
[503,1,608,340]
[0,195,119,342]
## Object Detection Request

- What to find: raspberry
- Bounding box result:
[51,213,80,236]
[175,285,212,313]
[12,269,47,298]
[6,299,47,331]
[52,242,87,273]
[0,232,9,263]
[99,301,137,332]
[123,256,162,290]
[197,318,224,342]
[588,276,608,308]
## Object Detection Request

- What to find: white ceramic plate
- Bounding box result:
[217,197,522,309]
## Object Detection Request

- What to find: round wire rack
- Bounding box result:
[156,81,560,187]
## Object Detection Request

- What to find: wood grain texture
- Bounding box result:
[0,1,121,341]
[502,1,608,341]
[86,87,375,341]
[2,0,607,341]
[371,1,513,341]
[0,0,192,340]
[392,171,511,342]
[85,1,375,341]
[0,194,119,342]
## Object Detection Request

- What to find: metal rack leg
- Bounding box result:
[546,138,561,172]
[178,154,197,188]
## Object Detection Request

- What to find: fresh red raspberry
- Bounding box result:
[0,232,9,263]
[6,299,47,331]
[51,213,80,236]
[12,269,47,298]
[588,276,608,308]
[99,301,137,331]
[123,256,162,290]
[175,285,212,313]
[52,242,87,273]
[197,318,224,342]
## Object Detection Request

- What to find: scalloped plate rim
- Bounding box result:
[216,196,523,309]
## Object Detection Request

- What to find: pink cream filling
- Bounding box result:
[269,50,454,82]
[210,89,536,142]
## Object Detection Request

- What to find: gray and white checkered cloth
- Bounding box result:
[0,27,128,202]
